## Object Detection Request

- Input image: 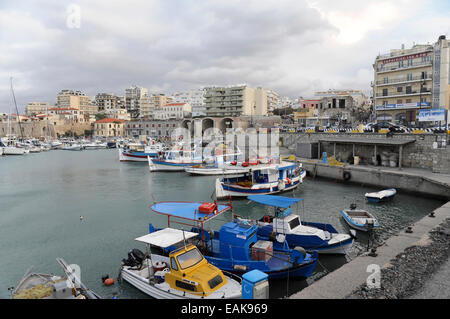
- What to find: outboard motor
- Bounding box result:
[122,249,146,267]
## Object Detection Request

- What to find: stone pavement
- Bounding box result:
[289,201,450,299]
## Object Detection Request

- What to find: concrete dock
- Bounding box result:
[289,201,450,299]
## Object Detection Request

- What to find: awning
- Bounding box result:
[151,202,231,220]
[248,195,303,208]
[135,228,198,248]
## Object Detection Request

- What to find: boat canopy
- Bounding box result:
[151,202,231,221]
[135,228,198,248]
[248,195,303,208]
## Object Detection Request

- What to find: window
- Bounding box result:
[397,99,403,104]
[177,248,203,270]
[397,87,403,93]
[383,77,388,84]
[407,73,413,81]
[170,257,178,271]
[406,86,412,94]
[382,88,388,96]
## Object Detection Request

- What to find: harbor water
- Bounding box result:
[0,149,445,299]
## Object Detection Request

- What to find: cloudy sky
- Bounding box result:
[0,0,449,112]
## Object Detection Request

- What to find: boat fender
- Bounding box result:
[286,178,291,184]
[102,275,115,286]
[343,171,351,181]
[294,246,307,259]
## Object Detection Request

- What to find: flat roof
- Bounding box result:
[135,228,198,247]
[317,137,416,146]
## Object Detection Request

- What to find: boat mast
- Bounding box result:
[10,77,24,141]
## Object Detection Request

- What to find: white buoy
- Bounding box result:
[80,216,84,221]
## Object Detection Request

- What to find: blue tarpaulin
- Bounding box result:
[247,195,303,208]
[151,202,230,220]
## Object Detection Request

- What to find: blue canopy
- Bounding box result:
[151,202,231,220]
[247,195,303,208]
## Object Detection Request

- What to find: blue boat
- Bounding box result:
[149,201,318,279]
[119,143,162,162]
[248,195,355,255]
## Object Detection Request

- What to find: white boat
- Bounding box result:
[365,188,397,202]
[62,143,83,151]
[1,136,26,155]
[12,258,101,299]
[148,147,202,171]
[120,228,242,299]
[341,206,379,232]
[215,161,306,198]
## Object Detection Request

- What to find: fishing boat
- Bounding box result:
[249,195,355,255]
[341,205,379,232]
[149,201,318,279]
[215,161,306,198]
[1,135,27,155]
[12,258,101,299]
[119,228,242,299]
[119,143,162,162]
[148,148,202,171]
[365,188,397,202]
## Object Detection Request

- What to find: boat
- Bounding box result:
[149,201,318,280]
[365,188,397,202]
[119,227,242,299]
[119,143,162,162]
[249,195,355,255]
[61,142,83,151]
[148,147,202,171]
[50,140,63,149]
[341,205,379,232]
[1,135,27,155]
[215,161,306,198]
[12,258,101,299]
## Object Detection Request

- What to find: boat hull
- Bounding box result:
[365,188,396,202]
[121,267,241,299]
[2,147,26,155]
[119,148,158,162]
[149,158,201,171]
[215,172,304,199]
[184,166,249,176]
[340,210,379,232]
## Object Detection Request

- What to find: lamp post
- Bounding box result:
[418,80,425,128]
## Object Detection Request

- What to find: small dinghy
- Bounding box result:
[365,188,396,202]
[341,204,379,232]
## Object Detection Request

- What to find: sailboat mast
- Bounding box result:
[10,78,24,141]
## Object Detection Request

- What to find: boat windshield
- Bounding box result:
[288,216,300,230]
[177,247,204,270]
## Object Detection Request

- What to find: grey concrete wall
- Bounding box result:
[281,132,449,171]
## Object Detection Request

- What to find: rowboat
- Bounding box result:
[340,207,379,232]
[365,188,397,202]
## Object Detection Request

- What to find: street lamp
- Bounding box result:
[418,80,426,128]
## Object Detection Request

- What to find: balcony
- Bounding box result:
[376,60,432,73]
[375,89,432,99]
[375,75,433,86]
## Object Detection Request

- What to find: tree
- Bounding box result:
[94,113,108,121]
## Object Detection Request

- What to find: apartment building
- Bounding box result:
[204,85,268,117]
[55,89,98,120]
[154,103,192,120]
[95,93,119,112]
[124,119,180,139]
[25,102,52,116]
[172,89,206,117]
[372,36,450,125]
[125,85,148,118]
[94,118,125,137]
[266,89,280,113]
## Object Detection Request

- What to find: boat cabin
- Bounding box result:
[135,228,228,296]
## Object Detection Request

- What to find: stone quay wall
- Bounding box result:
[281,132,450,174]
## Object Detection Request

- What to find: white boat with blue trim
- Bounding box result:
[215,161,306,198]
[341,206,379,232]
[365,188,397,202]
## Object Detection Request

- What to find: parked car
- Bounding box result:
[366,122,406,133]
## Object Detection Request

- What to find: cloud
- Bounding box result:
[0,0,449,112]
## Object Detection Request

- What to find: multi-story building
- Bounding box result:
[94,118,125,137]
[55,89,98,120]
[172,89,206,117]
[25,102,52,116]
[265,89,280,113]
[95,93,118,112]
[151,94,173,109]
[204,85,267,117]
[124,119,181,140]
[373,43,434,124]
[153,103,192,120]
[125,85,148,118]
[432,35,450,110]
